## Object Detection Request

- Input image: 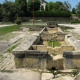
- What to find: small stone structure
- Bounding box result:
[12,25,80,70]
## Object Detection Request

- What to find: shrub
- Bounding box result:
[15,18,22,25]
[71,20,80,24]
[72,69,79,77]
[51,70,59,78]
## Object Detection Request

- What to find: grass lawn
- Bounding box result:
[0,24,46,36]
[0,25,22,36]
[48,41,61,47]
[59,26,75,32]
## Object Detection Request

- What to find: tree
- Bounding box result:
[63,1,71,11]
[45,4,48,11]
[47,1,70,11]
[2,1,16,22]
[41,5,44,11]
[0,4,2,21]
[28,0,40,11]
[76,2,80,17]
[15,17,22,25]
[48,2,54,11]
[15,0,27,17]
[72,8,76,14]
[56,1,65,11]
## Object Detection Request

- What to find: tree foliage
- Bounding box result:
[47,1,71,11]
[15,0,27,16]
[45,4,48,11]
[0,0,72,22]
[72,8,76,14]
[41,5,44,11]
[0,4,2,21]
[28,0,40,11]
[63,1,71,11]
[76,2,80,17]
[2,1,16,22]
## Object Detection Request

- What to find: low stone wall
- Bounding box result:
[39,27,46,35]
[56,32,65,41]
[47,59,64,70]
[41,28,65,41]
[54,46,74,54]
[40,32,51,41]
[47,46,74,54]
[14,57,46,70]
[32,45,47,51]
[58,27,64,33]
[65,34,80,51]
[12,33,40,52]
[20,26,43,31]
[47,28,58,34]
[34,45,74,55]
[63,51,80,69]
[13,50,48,70]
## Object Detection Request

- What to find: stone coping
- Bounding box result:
[12,50,48,55]
[66,34,80,51]
[12,34,38,51]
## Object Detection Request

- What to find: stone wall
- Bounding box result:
[20,26,44,31]
[65,34,80,51]
[47,28,58,34]
[47,46,74,54]
[58,27,64,33]
[32,45,74,54]
[47,59,64,70]
[14,57,46,70]
[32,45,47,51]
[40,32,51,41]
[56,32,65,41]
[54,46,74,54]
[41,28,65,41]
[63,51,80,69]
[13,50,48,70]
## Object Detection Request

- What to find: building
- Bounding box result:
[40,0,47,10]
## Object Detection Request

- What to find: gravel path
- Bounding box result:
[0,24,14,27]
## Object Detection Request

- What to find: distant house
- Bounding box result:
[40,0,47,10]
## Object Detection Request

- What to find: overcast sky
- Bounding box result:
[0,0,80,8]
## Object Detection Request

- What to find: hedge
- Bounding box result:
[26,11,71,17]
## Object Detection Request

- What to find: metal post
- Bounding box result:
[52,41,54,48]
[32,0,34,25]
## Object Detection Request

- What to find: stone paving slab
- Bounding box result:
[0,44,8,54]
[0,71,41,80]
[41,73,53,80]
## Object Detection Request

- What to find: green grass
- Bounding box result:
[48,41,61,47]
[7,44,19,53]
[59,26,75,32]
[0,25,22,36]
[0,24,46,36]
